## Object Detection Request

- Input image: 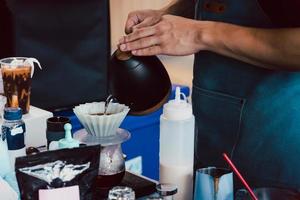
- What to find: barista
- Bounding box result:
[119,0,300,189]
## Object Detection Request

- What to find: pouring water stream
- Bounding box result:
[104,95,116,115]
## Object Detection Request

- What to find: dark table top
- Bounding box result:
[95,171,157,200]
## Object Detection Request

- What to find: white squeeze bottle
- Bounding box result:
[160,87,195,200]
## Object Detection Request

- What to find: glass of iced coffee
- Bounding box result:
[0,57,36,114]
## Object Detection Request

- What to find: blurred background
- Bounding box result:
[0,0,194,104]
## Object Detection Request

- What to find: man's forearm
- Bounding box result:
[201,22,300,71]
[161,0,195,19]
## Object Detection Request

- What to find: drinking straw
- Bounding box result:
[222,153,258,200]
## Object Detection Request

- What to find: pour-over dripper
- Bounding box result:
[73,102,129,137]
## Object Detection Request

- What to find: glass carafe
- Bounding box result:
[96,143,126,188]
[74,128,130,188]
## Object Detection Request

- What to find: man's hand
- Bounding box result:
[124,9,165,34]
[119,15,207,56]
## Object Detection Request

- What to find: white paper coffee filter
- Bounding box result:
[73,102,130,137]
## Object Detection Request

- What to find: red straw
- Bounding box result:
[222,153,258,200]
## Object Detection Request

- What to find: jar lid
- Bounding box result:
[4,107,22,120]
[156,183,178,196]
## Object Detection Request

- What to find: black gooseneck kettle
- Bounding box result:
[109,49,171,115]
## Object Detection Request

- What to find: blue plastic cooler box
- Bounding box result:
[54,84,190,180]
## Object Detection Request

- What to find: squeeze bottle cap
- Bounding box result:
[162,87,193,120]
[58,123,79,149]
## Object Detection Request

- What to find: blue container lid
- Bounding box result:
[4,107,22,120]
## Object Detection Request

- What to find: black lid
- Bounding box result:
[4,107,22,120]
[156,184,177,196]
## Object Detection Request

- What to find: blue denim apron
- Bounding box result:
[193,0,300,189]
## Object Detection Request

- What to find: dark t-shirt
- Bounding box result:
[259,0,300,27]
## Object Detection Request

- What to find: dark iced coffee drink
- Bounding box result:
[1,58,32,114]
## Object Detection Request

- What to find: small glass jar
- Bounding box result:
[108,186,135,200]
[156,184,177,200]
[2,108,26,146]
[146,184,177,200]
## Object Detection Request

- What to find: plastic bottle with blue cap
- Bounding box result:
[159,87,195,200]
[1,107,23,199]
[2,107,26,171]
[0,118,19,198]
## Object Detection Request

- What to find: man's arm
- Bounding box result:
[203,22,300,70]
[121,14,300,71]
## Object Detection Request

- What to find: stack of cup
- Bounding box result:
[46,116,71,149]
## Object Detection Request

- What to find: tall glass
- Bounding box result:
[0,57,32,114]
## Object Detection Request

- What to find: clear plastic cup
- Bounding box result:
[0,57,41,114]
